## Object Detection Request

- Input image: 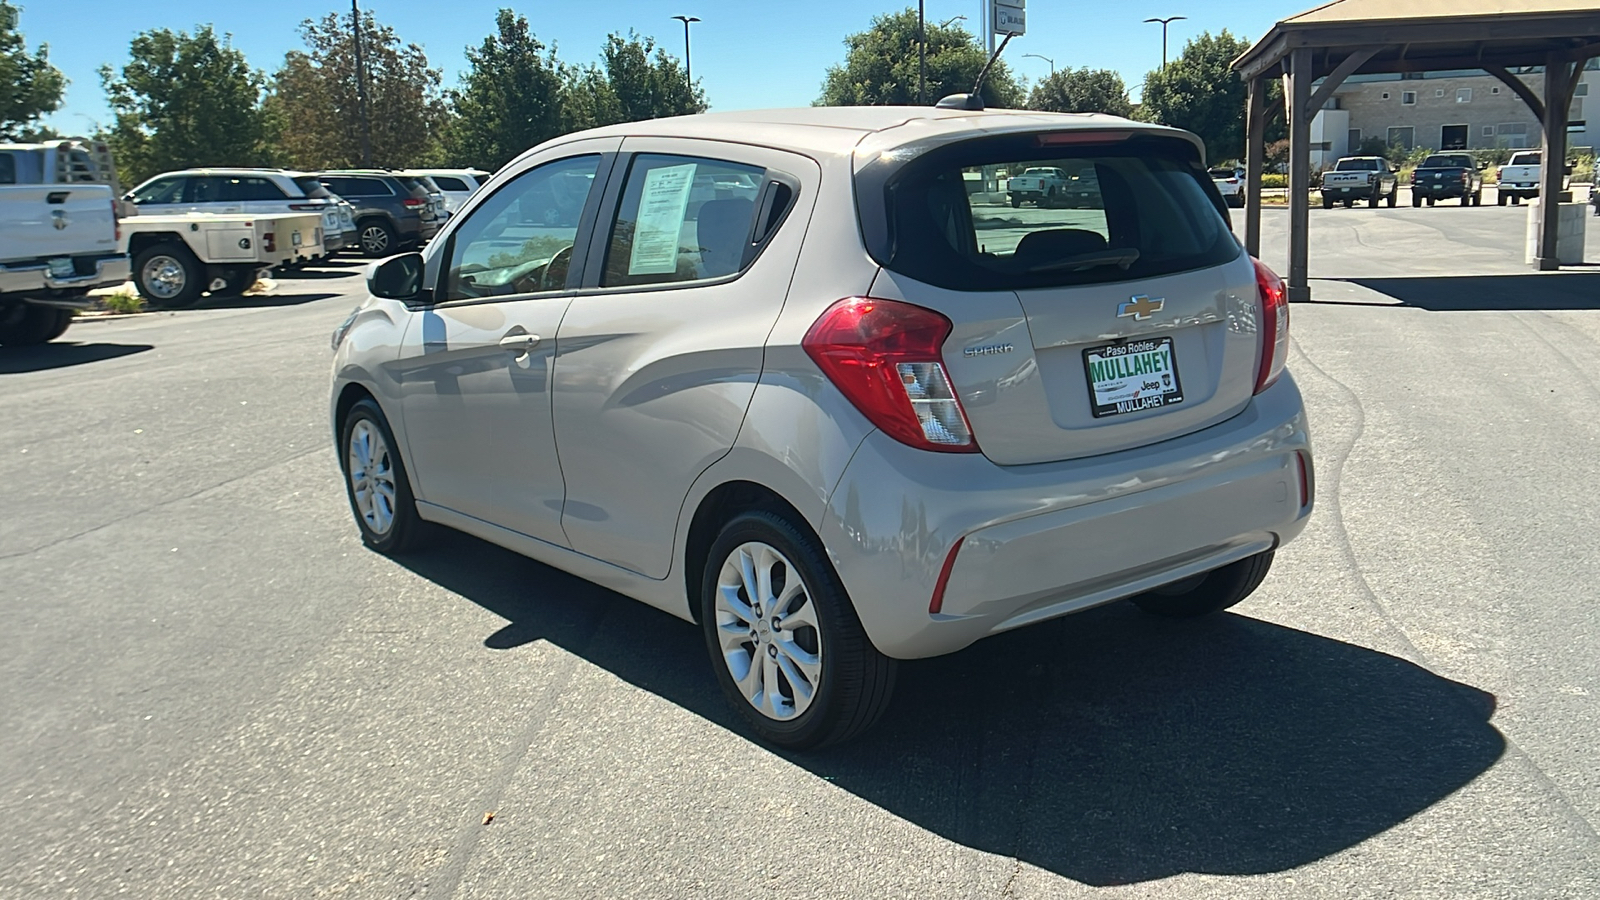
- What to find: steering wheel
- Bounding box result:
[537,245,575,292]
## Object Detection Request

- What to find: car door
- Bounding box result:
[552,139,816,578]
[389,141,619,547]
[176,175,234,214]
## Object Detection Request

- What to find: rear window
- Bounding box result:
[1420,155,1473,168]
[1334,159,1380,171]
[1208,167,1239,178]
[863,134,1238,291]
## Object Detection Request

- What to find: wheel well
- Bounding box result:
[355,215,392,231]
[127,232,185,257]
[683,481,817,624]
[333,382,376,439]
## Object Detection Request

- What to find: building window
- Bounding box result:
[1577,83,1590,97]
[1348,128,1362,150]
[1435,89,1446,98]
[1491,86,1501,94]
[1401,91,1417,105]
[1440,124,1468,150]
[1496,122,1532,149]
[1457,88,1472,103]
[1482,125,1496,136]
[1387,125,1415,150]
[1381,91,1391,100]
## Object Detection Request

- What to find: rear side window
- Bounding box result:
[600,154,767,288]
[222,176,289,201]
[186,176,226,203]
[329,177,392,197]
[0,153,15,185]
[432,175,470,191]
[864,135,1238,291]
[292,177,335,199]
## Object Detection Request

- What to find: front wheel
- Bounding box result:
[0,304,73,346]
[701,511,896,750]
[1132,551,1275,619]
[339,398,426,555]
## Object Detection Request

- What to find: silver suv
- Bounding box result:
[330,106,1314,749]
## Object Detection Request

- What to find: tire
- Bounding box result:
[701,510,896,750]
[1131,550,1275,619]
[1369,191,1381,207]
[1462,193,1471,206]
[1046,186,1061,208]
[1322,197,1334,210]
[1342,198,1353,208]
[1387,187,1396,208]
[1010,196,1021,208]
[133,243,204,309]
[1427,197,1436,207]
[1498,192,1508,206]
[1472,190,1482,206]
[1412,192,1423,207]
[0,304,73,346]
[356,219,397,258]
[338,398,426,555]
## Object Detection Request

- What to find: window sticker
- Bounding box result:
[628,162,697,275]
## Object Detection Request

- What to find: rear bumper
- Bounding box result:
[0,254,130,302]
[1413,182,1471,197]
[1323,184,1374,196]
[819,374,1314,659]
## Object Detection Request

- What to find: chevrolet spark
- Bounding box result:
[330,105,1314,749]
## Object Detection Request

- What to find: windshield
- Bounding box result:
[1335,159,1381,171]
[1420,155,1473,168]
[864,134,1238,291]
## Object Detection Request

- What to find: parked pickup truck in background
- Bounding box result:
[123,213,326,308]
[0,139,129,346]
[1320,156,1398,208]
[1411,153,1483,207]
[1006,166,1070,208]
[1494,151,1571,205]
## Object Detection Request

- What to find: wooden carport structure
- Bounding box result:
[1233,0,1600,301]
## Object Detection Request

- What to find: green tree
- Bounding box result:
[0,1,64,140]
[1027,67,1133,117]
[1138,30,1252,162]
[562,31,706,133]
[99,25,272,185]
[270,10,447,169]
[818,8,1023,108]
[444,9,566,170]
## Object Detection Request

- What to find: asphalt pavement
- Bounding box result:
[3,208,1599,898]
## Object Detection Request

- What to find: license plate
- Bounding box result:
[1083,337,1184,418]
[48,257,74,279]
[291,231,303,246]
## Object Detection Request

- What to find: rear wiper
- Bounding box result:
[1025,248,1141,273]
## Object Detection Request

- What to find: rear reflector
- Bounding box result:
[930,539,964,614]
[803,298,978,452]
[1251,258,1289,395]
[1296,451,1311,509]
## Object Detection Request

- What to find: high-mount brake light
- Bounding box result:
[802,298,978,453]
[1252,258,1289,395]
[1036,130,1133,146]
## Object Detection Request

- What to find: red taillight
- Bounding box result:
[1227,177,1239,184]
[929,539,964,614]
[1252,258,1289,395]
[402,198,426,208]
[802,297,978,452]
[263,232,276,252]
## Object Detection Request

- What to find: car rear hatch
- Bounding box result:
[857,126,1262,466]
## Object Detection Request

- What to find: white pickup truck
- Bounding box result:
[1494,151,1568,205]
[122,212,327,308]
[0,139,130,345]
[1006,166,1070,208]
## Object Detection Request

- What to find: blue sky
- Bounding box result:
[26,0,1305,134]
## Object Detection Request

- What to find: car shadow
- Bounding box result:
[274,267,362,280]
[1327,273,1600,310]
[197,292,342,310]
[0,341,153,374]
[396,527,1504,885]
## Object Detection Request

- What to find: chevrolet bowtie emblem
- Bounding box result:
[1117,295,1163,321]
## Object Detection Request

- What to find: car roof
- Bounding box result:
[531,106,1203,163]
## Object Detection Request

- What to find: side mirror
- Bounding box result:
[367,252,424,301]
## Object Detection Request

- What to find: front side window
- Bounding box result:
[870,136,1238,291]
[600,154,766,288]
[442,154,601,301]
[131,177,185,205]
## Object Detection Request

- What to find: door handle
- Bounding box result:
[499,333,541,351]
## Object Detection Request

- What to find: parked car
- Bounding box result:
[331,104,1313,749]
[124,212,325,307]
[1209,166,1246,207]
[1493,151,1571,205]
[393,173,449,227]
[1410,153,1482,206]
[1319,156,1398,208]
[0,138,128,345]
[316,171,436,257]
[287,172,357,252]
[123,168,349,258]
[404,168,489,214]
[1006,166,1070,207]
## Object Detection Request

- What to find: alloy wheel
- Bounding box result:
[361,226,390,255]
[714,541,823,721]
[140,255,187,300]
[347,419,398,535]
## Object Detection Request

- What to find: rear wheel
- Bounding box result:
[1386,187,1397,208]
[1498,191,1508,206]
[339,398,426,555]
[1010,196,1022,208]
[0,304,73,346]
[1322,196,1334,209]
[1472,190,1482,206]
[1131,551,1275,619]
[701,511,896,750]
[133,243,204,308]
[356,219,397,258]
[1412,192,1423,207]
[1427,197,1436,207]
[1342,198,1353,208]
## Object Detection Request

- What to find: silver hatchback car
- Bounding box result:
[330,105,1314,749]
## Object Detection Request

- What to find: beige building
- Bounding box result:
[1308,61,1596,166]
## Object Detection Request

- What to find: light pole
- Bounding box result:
[353,0,372,167]
[939,14,965,28]
[1143,16,1186,72]
[671,15,700,91]
[1022,53,1055,76]
[918,1,926,104]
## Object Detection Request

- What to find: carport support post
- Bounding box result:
[1285,48,1313,302]
[1244,75,1268,256]
[1536,52,1571,271]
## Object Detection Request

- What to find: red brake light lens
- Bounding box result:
[263,232,276,253]
[402,198,426,208]
[802,298,978,452]
[1252,258,1289,395]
